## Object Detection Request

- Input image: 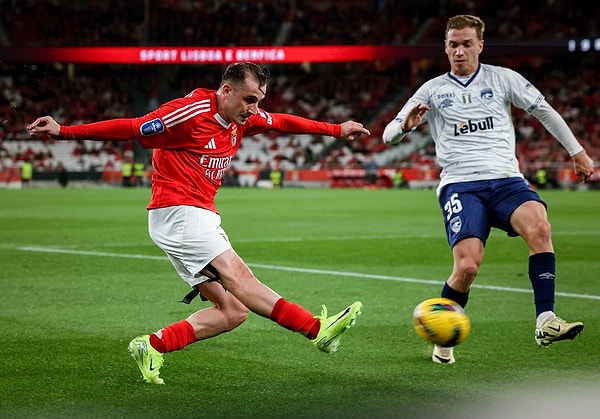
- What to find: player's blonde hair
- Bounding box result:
[446,14,485,40]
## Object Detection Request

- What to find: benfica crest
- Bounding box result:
[231,126,238,146]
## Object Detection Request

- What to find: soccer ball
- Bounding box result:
[413,297,471,347]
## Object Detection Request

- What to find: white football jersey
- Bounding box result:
[392,63,544,191]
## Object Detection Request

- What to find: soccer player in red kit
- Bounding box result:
[28,62,369,384]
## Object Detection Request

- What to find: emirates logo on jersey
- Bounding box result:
[199,155,233,181]
[199,155,232,169]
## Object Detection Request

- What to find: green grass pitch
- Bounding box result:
[1,186,599,418]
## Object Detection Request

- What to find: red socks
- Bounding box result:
[270,298,321,339]
[149,320,196,353]
[148,299,320,354]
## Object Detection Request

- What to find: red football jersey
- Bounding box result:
[60,88,341,213]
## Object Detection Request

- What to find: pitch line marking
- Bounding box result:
[18,246,600,301]
[233,229,600,243]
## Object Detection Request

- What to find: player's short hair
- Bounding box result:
[446,14,485,40]
[221,62,270,89]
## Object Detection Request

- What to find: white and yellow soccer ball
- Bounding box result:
[413,297,471,347]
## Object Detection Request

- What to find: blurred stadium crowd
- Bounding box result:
[0,0,598,186]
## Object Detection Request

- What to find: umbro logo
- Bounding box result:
[205,138,216,149]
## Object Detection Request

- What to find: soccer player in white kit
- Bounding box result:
[383,15,595,364]
[28,62,368,383]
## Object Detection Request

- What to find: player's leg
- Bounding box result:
[211,248,362,353]
[509,200,583,346]
[129,206,248,384]
[446,237,484,297]
[432,237,484,364]
[186,280,249,339]
[210,248,282,316]
[510,200,555,317]
[438,183,489,305]
[509,200,553,254]
[128,279,249,385]
[435,183,489,363]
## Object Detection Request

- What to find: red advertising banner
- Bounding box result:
[0,43,569,65]
[0,45,441,64]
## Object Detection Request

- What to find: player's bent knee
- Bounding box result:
[536,219,552,240]
[522,219,552,246]
[229,305,249,328]
[221,290,249,322]
[220,302,249,331]
[458,260,479,280]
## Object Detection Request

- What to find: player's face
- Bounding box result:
[221,77,266,125]
[445,27,483,76]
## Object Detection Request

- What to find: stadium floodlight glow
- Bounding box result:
[581,39,591,52]
[567,38,600,52]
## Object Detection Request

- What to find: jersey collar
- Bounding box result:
[447,63,481,88]
[210,91,231,128]
[214,112,230,128]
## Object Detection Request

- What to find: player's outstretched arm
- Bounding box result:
[28,117,136,142]
[253,112,369,141]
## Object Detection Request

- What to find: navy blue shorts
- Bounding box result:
[438,177,546,248]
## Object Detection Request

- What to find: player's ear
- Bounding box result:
[221,83,233,98]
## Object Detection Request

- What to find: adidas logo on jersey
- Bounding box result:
[205,138,216,149]
[453,117,494,136]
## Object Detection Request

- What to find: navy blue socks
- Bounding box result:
[529,252,556,316]
[442,282,470,308]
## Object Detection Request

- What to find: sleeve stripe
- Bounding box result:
[163,99,211,126]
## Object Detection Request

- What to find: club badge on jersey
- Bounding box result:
[231,126,237,146]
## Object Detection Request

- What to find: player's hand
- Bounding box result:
[339,121,370,141]
[571,150,595,183]
[402,103,429,132]
[26,116,61,138]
